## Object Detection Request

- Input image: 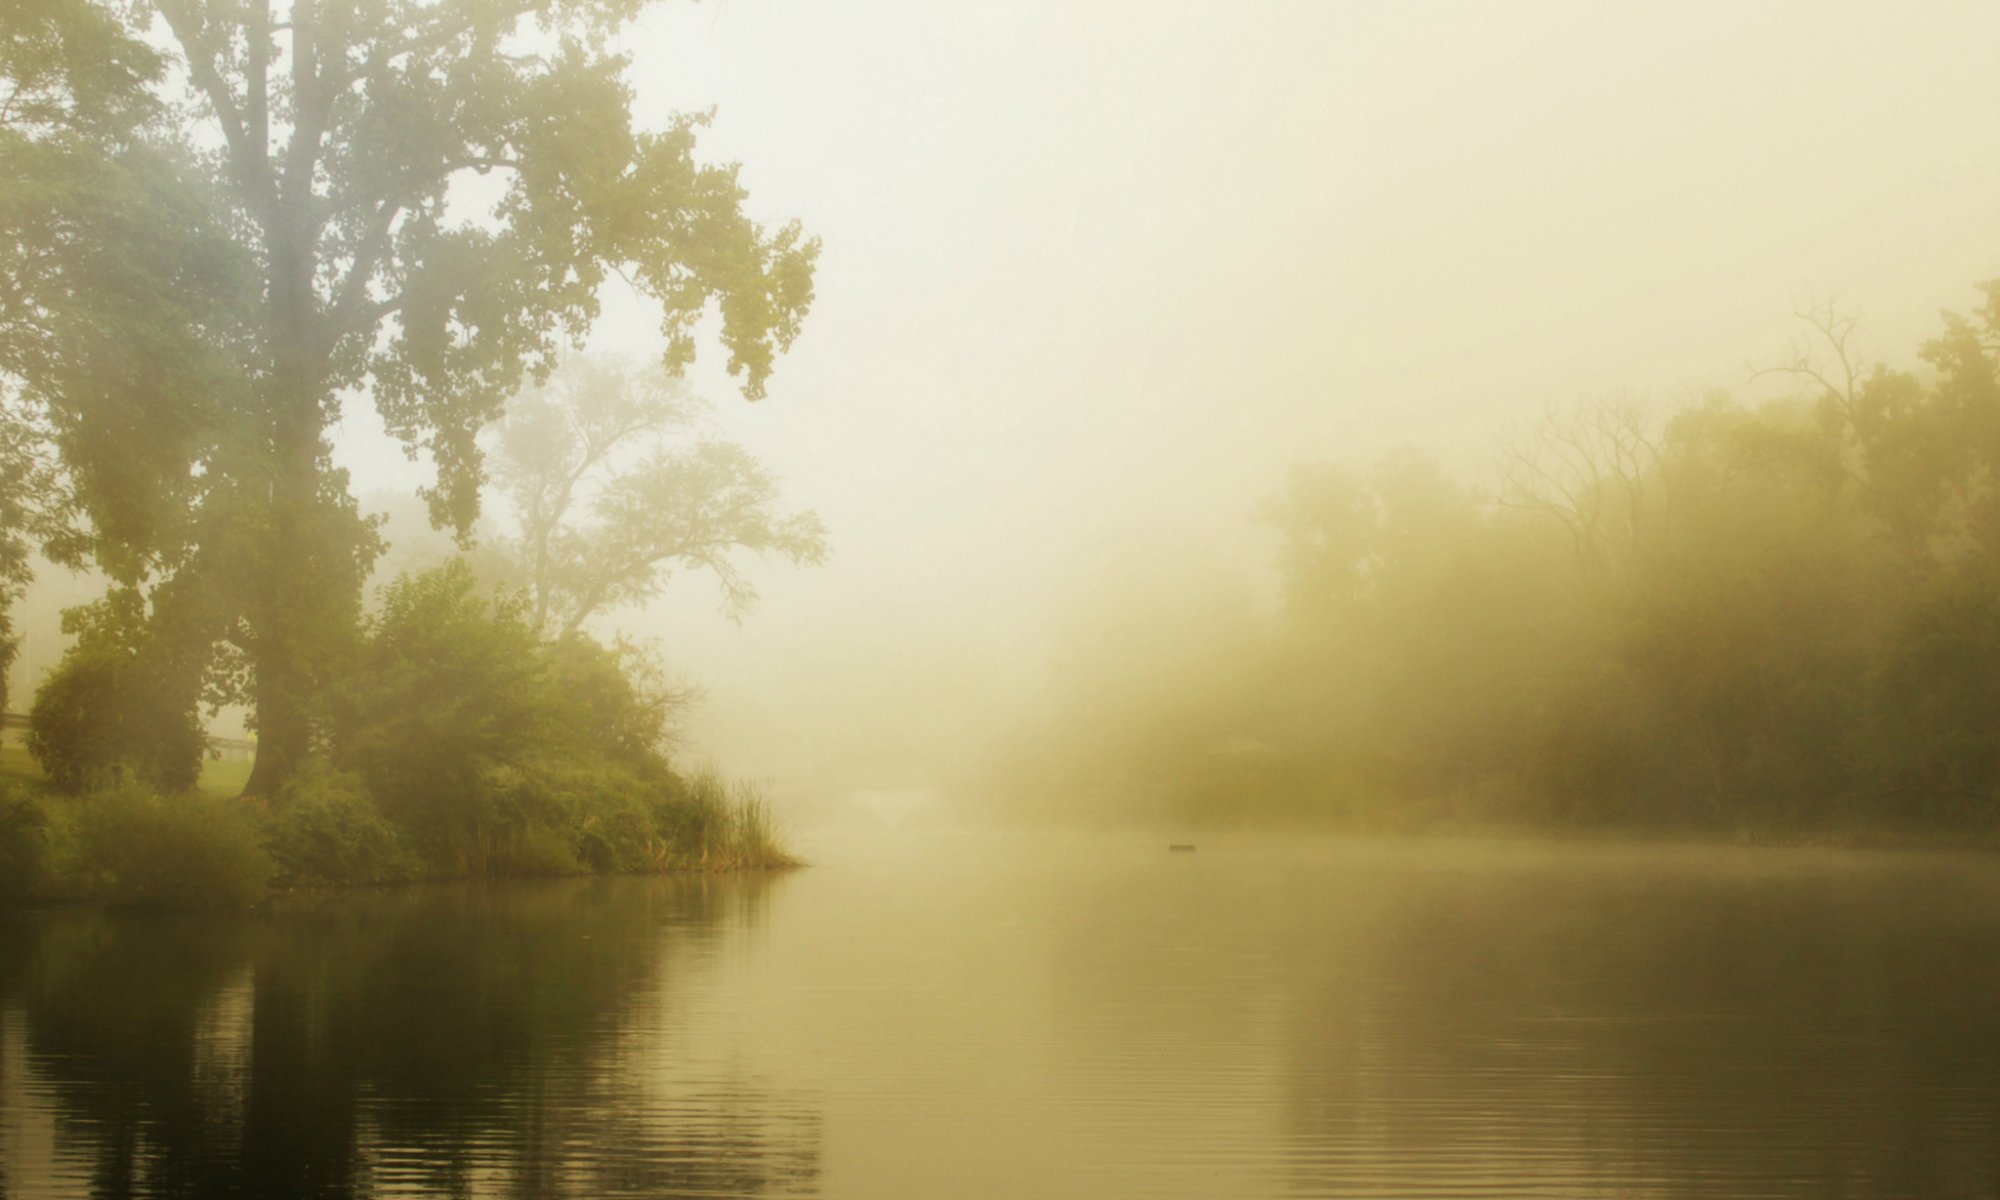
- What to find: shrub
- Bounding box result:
[28,643,205,795]
[485,823,585,878]
[337,562,719,871]
[77,785,273,910]
[476,759,672,873]
[0,784,48,898]
[335,562,557,857]
[262,765,420,887]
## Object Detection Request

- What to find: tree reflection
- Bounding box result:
[0,876,819,1199]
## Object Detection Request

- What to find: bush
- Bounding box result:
[484,823,585,878]
[28,643,205,795]
[76,785,273,910]
[336,562,557,857]
[479,758,694,874]
[0,784,48,898]
[262,765,420,887]
[337,562,732,871]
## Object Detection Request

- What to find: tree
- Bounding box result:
[493,357,827,634]
[27,589,209,792]
[1,0,215,713]
[1,0,819,795]
[1496,395,1666,573]
[0,402,47,713]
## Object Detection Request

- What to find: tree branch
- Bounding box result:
[154,0,277,216]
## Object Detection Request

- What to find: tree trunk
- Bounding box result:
[241,658,308,797]
[239,193,332,799]
[238,432,324,799]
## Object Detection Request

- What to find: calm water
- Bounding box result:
[3,831,1999,1199]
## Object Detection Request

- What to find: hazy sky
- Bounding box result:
[318,0,2000,806]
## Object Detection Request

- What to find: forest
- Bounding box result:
[1004,290,2000,840]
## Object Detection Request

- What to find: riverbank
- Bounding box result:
[0,763,798,913]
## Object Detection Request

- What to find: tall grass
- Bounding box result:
[668,766,800,869]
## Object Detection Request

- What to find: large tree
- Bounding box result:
[1,0,818,794]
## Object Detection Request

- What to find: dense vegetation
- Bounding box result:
[3,562,795,911]
[0,0,818,908]
[1006,288,2000,841]
[0,0,816,799]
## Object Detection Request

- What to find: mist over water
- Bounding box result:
[6,834,2000,1199]
[563,0,2000,812]
[7,1,2000,1196]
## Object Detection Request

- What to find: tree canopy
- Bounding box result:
[0,0,819,793]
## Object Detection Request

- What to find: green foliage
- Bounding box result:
[482,820,587,879]
[28,597,206,794]
[0,558,795,906]
[0,0,164,136]
[3,0,819,798]
[542,632,688,763]
[479,759,654,873]
[0,410,36,712]
[331,560,791,876]
[336,561,557,859]
[262,764,420,888]
[0,783,48,898]
[73,784,273,910]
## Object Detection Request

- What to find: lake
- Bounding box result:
[3,830,1998,1198]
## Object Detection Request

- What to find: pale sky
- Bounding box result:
[331,0,2000,808]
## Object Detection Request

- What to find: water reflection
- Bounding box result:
[1269,851,2000,1198]
[8,837,2000,1199]
[0,877,820,1199]
[1032,838,2000,1199]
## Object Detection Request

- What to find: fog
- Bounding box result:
[15,7,2000,1195]
[11,0,2000,821]
[362,0,1994,818]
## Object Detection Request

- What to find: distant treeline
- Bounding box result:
[1007,284,2000,837]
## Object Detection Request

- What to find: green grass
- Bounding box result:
[194,755,253,799]
[0,743,42,788]
[0,741,252,798]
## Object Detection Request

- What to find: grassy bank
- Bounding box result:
[0,763,798,913]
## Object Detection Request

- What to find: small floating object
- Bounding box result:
[1168,844,1197,852]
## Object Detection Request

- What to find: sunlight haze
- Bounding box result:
[362,0,1998,808]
